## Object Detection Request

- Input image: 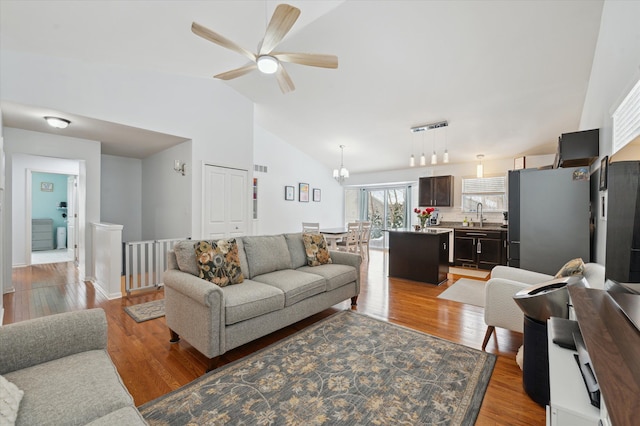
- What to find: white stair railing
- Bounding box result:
[124,237,188,294]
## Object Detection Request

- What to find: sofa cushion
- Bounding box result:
[195,239,244,286]
[252,269,326,306]
[0,374,23,425]
[242,235,292,278]
[297,264,357,291]
[302,233,333,266]
[284,233,307,269]
[555,258,585,278]
[173,240,199,276]
[5,350,135,426]
[222,280,285,325]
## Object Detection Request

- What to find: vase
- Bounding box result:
[419,218,428,230]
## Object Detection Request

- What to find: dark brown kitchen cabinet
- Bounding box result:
[454,229,507,270]
[418,175,453,207]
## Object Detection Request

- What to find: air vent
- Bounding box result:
[253,164,268,173]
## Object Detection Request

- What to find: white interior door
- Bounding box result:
[67,175,79,264]
[203,165,248,239]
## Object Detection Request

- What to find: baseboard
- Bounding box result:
[90,278,122,300]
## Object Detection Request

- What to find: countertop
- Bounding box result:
[438,222,507,232]
[385,228,453,235]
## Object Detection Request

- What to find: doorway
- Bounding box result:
[28,171,78,265]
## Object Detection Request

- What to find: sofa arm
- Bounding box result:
[329,250,362,287]
[484,278,532,334]
[163,269,224,308]
[490,265,552,285]
[0,309,107,375]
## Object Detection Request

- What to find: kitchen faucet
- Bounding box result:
[477,202,484,228]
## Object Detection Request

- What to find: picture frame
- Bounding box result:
[284,185,295,201]
[514,156,526,170]
[313,188,321,202]
[299,183,309,202]
[599,156,608,191]
[40,182,54,192]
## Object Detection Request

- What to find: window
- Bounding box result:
[461,176,506,212]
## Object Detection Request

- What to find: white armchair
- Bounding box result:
[482,263,605,350]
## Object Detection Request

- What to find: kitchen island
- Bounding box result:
[387,228,451,285]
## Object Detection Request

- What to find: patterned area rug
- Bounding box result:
[139,310,496,425]
[124,299,165,323]
[438,278,486,308]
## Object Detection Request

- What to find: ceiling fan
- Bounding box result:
[191,3,338,94]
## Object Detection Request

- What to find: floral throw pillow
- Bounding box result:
[302,233,333,267]
[554,258,585,278]
[196,239,244,287]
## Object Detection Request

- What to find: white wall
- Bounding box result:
[0,50,253,241]
[579,0,640,264]
[253,125,344,234]
[141,140,192,240]
[101,154,142,242]
[3,128,98,287]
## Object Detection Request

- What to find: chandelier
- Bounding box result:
[409,120,449,167]
[333,145,350,184]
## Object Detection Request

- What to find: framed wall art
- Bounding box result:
[313,188,321,202]
[285,185,295,201]
[299,183,309,202]
[40,182,54,192]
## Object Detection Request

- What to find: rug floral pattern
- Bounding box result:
[139,311,495,425]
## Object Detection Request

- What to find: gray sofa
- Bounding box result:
[163,233,361,369]
[0,309,146,425]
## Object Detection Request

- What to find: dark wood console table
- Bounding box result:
[568,286,640,426]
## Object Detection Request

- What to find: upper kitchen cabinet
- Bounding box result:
[419,175,453,207]
[554,128,599,168]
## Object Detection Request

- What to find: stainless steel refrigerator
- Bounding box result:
[508,167,591,275]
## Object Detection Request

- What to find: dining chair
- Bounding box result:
[358,221,372,260]
[337,222,360,253]
[302,222,320,233]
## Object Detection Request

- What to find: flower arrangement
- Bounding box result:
[414,207,435,229]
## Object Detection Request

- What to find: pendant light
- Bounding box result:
[476,154,484,178]
[443,126,449,163]
[333,145,350,184]
[420,131,426,166]
[430,129,437,165]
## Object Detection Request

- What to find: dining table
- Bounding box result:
[319,227,348,250]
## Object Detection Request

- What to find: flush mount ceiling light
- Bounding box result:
[256,55,279,74]
[409,120,448,167]
[44,116,71,129]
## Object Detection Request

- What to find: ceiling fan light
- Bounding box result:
[44,116,70,129]
[256,55,279,74]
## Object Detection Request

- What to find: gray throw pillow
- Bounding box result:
[173,240,199,276]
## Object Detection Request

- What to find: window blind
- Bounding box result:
[613,78,640,154]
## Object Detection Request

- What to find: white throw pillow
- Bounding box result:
[0,374,24,425]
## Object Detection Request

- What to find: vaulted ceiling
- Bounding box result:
[0,0,604,174]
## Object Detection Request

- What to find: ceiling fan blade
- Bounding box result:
[192,22,256,62]
[259,4,301,55]
[214,63,257,80]
[275,65,295,94]
[273,52,338,69]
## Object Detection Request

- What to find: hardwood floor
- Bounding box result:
[3,250,545,425]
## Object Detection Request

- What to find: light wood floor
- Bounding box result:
[3,250,544,425]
